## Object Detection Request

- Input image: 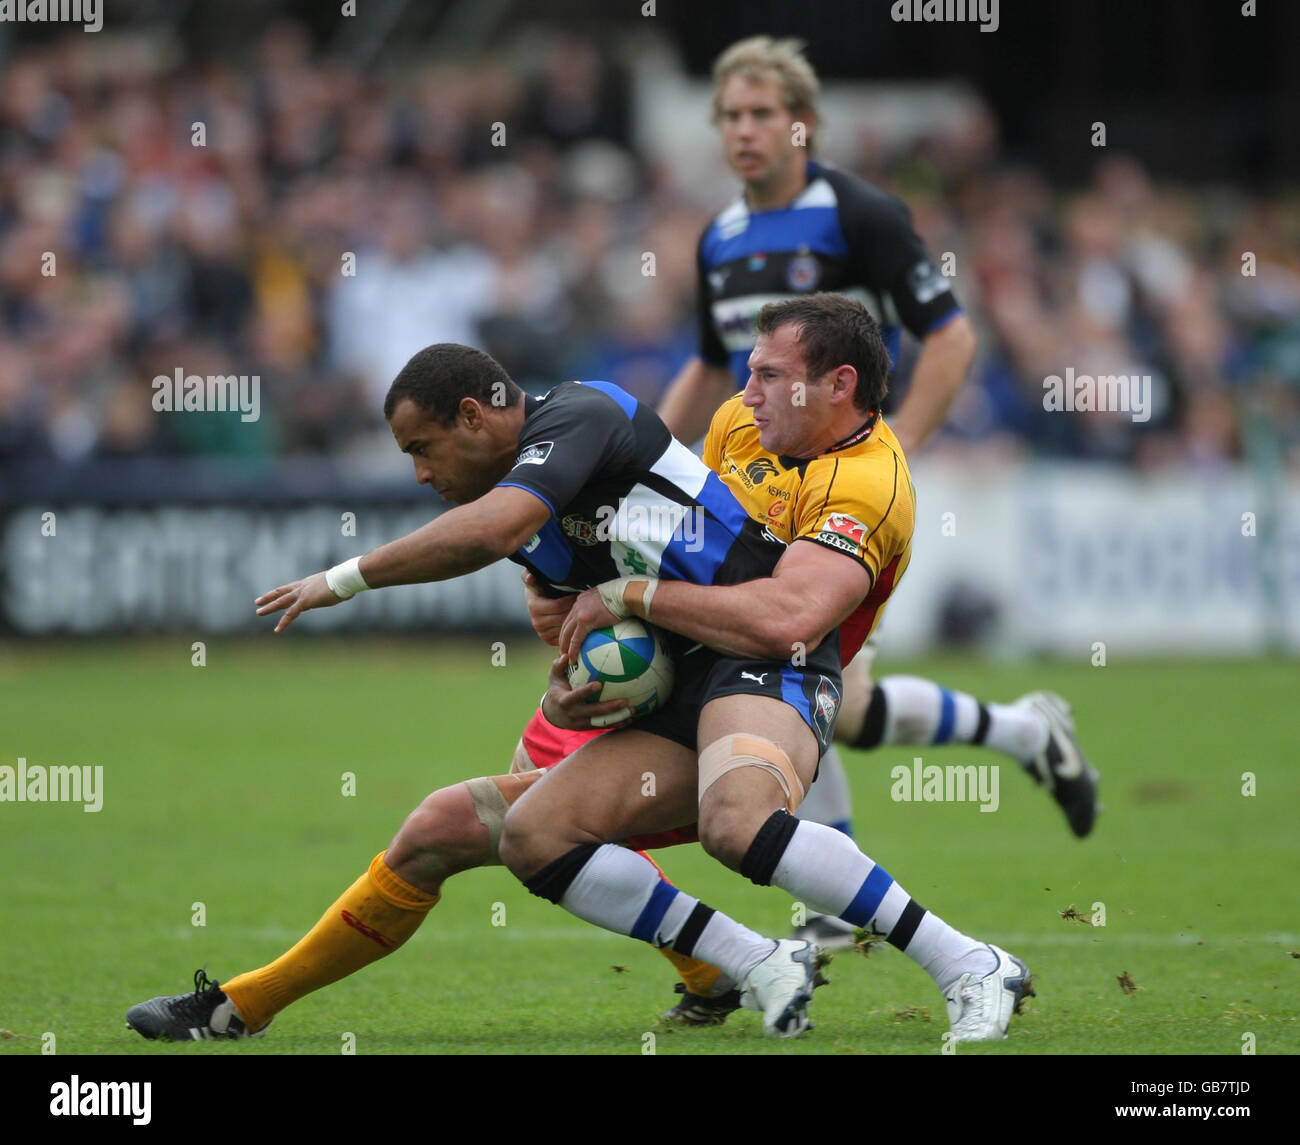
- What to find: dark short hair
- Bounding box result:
[755,293,890,412]
[383,344,522,425]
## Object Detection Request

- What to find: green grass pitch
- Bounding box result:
[1,639,1296,1056]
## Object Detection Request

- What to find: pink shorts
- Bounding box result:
[518,707,700,851]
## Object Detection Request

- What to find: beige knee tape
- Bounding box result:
[698,734,806,814]
[510,737,539,774]
[464,776,511,864]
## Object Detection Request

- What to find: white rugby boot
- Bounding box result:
[945,943,1034,1043]
[739,938,821,1037]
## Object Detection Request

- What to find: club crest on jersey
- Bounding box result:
[561,515,599,546]
[826,512,867,546]
[814,675,841,740]
[767,501,785,519]
[786,250,821,292]
[747,252,767,272]
[515,441,553,467]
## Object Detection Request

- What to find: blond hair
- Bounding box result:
[711,36,821,147]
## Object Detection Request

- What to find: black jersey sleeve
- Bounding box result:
[833,171,962,339]
[696,230,730,366]
[497,384,636,515]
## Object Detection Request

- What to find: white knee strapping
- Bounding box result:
[464,776,511,863]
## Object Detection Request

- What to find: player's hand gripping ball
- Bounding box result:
[566,618,675,728]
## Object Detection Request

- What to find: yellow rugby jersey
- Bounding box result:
[703,393,915,662]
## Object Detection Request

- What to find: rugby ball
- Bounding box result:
[567,618,675,726]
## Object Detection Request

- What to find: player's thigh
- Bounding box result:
[501,730,699,864]
[697,693,821,820]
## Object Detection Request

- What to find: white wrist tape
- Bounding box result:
[596,576,658,621]
[325,556,370,600]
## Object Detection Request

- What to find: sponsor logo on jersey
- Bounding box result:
[522,534,542,554]
[824,512,868,547]
[786,250,821,292]
[515,441,554,466]
[717,308,758,341]
[561,515,600,545]
[747,252,767,272]
[766,484,791,500]
[745,457,779,485]
[616,547,653,576]
[767,501,786,519]
[814,675,842,741]
[741,671,768,685]
[708,268,730,292]
[760,525,787,546]
[907,258,949,305]
[815,530,857,554]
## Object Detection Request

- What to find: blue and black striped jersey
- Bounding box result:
[498,380,785,599]
[697,160,962,388]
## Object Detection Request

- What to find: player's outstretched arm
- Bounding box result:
[885,313,977,455]
[657,357,738,444]
[559,541,870,665]
[255,486,550,633]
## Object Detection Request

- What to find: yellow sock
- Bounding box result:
[658,946,727,998]
[222,852,439,1031]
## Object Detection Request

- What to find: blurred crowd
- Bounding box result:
[3,22,1299,475]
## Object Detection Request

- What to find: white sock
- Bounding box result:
[982,702,1049,761]
[551,844,774,982]
[769,819,992,993]
[878,676,1048,761]
[907,913,997,993]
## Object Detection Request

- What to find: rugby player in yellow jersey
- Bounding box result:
[640,38,1099,1001]
[499,294,1034,1040]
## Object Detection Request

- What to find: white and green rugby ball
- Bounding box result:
[567,618,675,726]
